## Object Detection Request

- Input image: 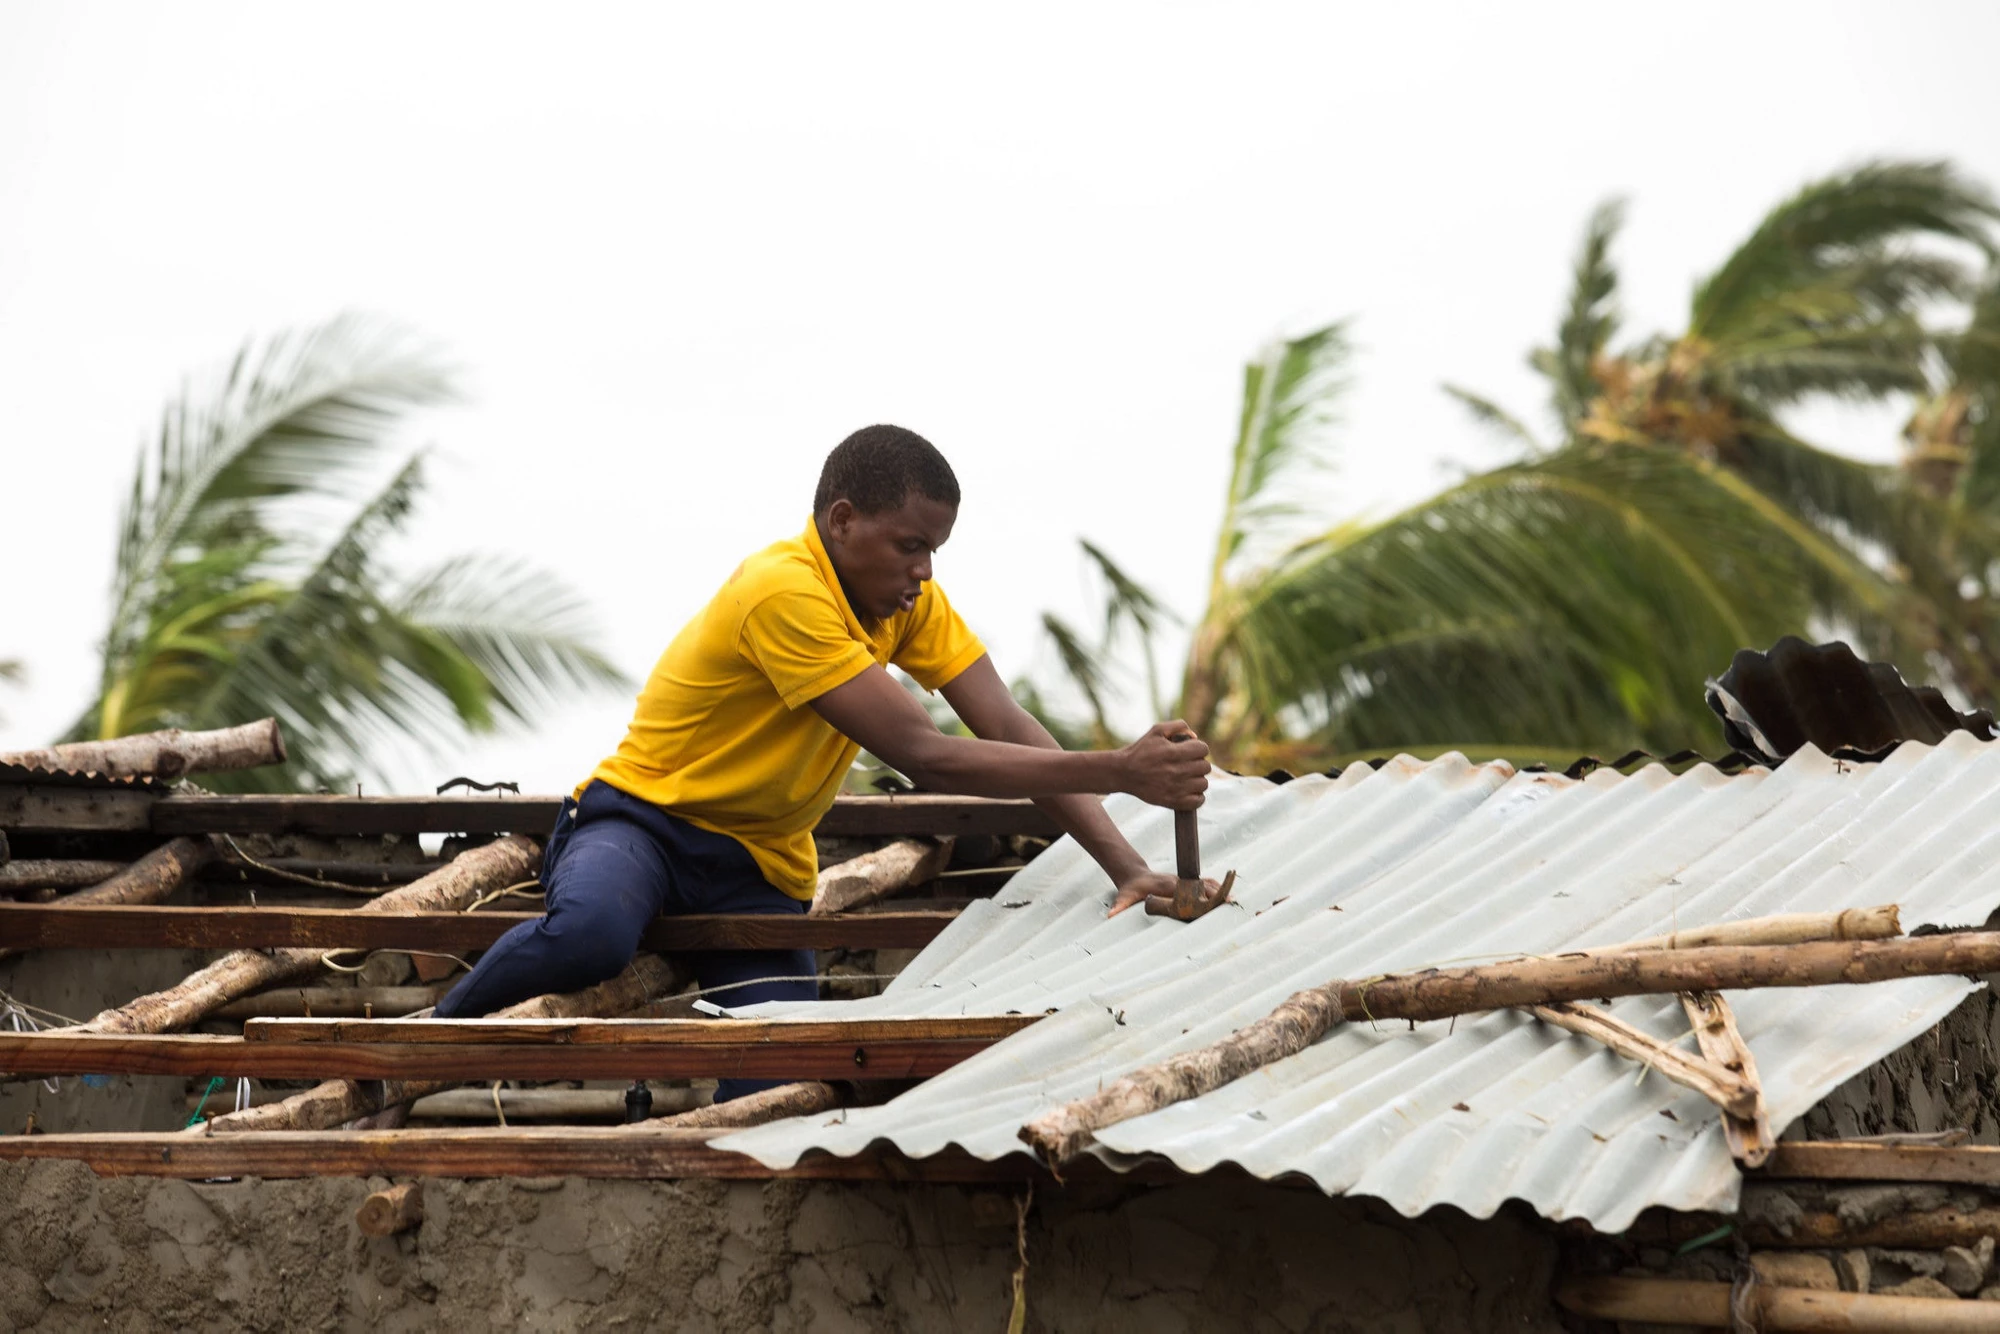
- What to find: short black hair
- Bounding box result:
[814,424,961,515]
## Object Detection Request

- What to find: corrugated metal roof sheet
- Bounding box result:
[0,759,161,790]
[1707,636,1997,762]
[721,733,2000,1231]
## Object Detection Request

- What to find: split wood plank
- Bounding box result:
[0,1017,1035,1081]
[0,1127,1170,1184]
[0,786,157,833]
[0,903,960,952]
[1522,1000,1758,1118]
[1681,989,1776,1168]
[1759,1141,2000,1187]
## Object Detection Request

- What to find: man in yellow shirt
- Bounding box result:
[436,425,1212,1099]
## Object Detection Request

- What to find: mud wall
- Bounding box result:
[1799,985,2000,1142]
[0,1162,1562,1333]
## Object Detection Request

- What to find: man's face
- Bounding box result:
[821,492,958,622]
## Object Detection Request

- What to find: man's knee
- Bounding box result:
[540,926,637,987]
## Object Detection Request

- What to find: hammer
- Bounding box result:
[1144,742,1235,921]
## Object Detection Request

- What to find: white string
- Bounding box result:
[3,998,61,1093]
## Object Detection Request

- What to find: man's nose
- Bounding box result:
[912,557,933,583]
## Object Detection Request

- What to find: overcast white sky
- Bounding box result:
[4,2,1999,792]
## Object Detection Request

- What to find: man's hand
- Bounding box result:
[1108,870,1225,918]
[1115,721,1211,810]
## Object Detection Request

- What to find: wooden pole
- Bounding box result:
[644,1081,842,1130]
[355,1181,423,1237]
[1020,928,2000,1166]
[70,834,540,1036]
[0,860,126,893]
[201,954,686,1133]
[810,838,953,916]
[209,986,447,1020]
[1609,903,1902,952]
[1556,1275,2000,1331]
[0,718,286,781]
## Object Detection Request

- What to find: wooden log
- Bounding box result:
[0,1126,1172,1184]
[0,903,959,952]
[0,838,216,963]
[1556,1274,2000,1331]
[69,835,541,1036]
[355,1181,423,1237]
[1683,989,1775,1167]
[0,1022,1024,1081]
[1761,1142,2000,1187]
[811,838,953,916]
[0,719,286,781]
[1626,1201,2000,1250]
[406,1087,705,1122]
[1610,904,1903,952]
[209,986,447,1020]
[644,1081,842,1130]
[1523,1000,1758,1118]
[1019,929,2000,1166]
[0,860,126,892]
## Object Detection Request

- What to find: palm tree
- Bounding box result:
[69,314,627,792]
[1032,160,1999,770]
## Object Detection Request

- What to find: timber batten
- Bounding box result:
[0,903,960,951]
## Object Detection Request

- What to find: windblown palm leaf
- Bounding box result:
[72,316,627,791]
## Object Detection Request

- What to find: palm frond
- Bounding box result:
[1691,160,1998,342]
[1078,538,1176,718]
[398,555,631,725]
[1037,611,1116,747]
[1441,383,1545,454]
[1534,196,1625,431]
[1210,321,1353,586]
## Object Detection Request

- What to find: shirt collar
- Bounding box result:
[802,517,877,645]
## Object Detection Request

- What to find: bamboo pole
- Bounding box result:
[0,838,216,962]
[1609,904,1902,952]
[355,1181,423,1237]
[1556,1275,2000,1331]
[0,718,286,781]
[1020,928,2000,1166]
[810,838,954,916]
[643,1080,842,1130]
[1523,1000,1758,1117]
[200,953,685,1133]
[73,835,540,1037]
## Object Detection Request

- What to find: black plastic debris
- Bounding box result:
[1706,636,1997,765]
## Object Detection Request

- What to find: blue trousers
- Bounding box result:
[435,781,817,1102]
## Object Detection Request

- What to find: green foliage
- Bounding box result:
[1030,159,2000,771]
[72,314,627,792]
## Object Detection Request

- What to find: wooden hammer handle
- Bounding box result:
[1174,808,1200,882]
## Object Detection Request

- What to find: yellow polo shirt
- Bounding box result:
[587,518,985,899]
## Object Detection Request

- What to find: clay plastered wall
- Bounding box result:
[0,1161,1561,1333]
[1800,985,2000,1143]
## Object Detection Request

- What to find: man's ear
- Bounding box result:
[823,498,855,542]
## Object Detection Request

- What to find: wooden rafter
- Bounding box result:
[0,1015,1036,1082]
[0,903,959,952]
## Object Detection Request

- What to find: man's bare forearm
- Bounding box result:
[962,711,1150,887]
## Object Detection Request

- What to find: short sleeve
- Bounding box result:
[892,581,986,692]
[739,590,873,709]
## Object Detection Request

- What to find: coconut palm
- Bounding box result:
[68,315,626,792]
[1033,160,1999,770]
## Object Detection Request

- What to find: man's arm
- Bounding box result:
[808,655,1210,915]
